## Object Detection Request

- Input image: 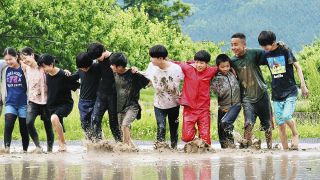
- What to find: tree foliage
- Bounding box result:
[0,0,219,71]
[121,0,191,27]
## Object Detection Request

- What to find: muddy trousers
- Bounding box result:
[91,95,122,142]
[154,106,180,148]
[26,102,54,151]
[4,113,29,151]
[218,105,241,148]
[182,107,211,145]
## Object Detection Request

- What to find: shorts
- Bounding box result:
[242,92,272,131]
[48,103,73,132]
[118,106,139,127]
[5,104,27,118]
[273,96,297,125]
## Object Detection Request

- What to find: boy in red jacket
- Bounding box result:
[177,50,218,145]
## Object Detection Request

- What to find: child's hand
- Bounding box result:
[301,85,309,98]
[131,66,139,74]
[64,69,71,76]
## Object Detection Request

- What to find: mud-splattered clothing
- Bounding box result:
[231,49,267,103]
[145,62,184,109]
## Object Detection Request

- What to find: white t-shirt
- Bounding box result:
[145,61,184,109]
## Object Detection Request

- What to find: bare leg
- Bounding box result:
[286,120,299,148]
[279,124,288,150]
[51,115,66,151]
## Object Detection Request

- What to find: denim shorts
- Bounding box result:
[5,104,27,118]
[273,96,297,125]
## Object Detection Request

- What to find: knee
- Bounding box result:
[51,115,59,125]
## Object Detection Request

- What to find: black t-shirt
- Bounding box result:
[46,69,80,107]
[114,70,150,113]
[263,46,298,100]
[96,57,116,99]
[73,63,101,100]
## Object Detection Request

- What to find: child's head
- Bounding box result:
[87,42,105,61]
[258,30,276,51]
[20,47,39,66]
[194,50,211,72]
[231,33,246,57]
[109,52,128,74]
[76,52,93,72]
[3,47,19,68]
[37,54,56,73]
[216,54,231,75]
[149,45,168,66]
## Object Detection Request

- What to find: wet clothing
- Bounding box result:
[145,62,184,109]
[182,107,211,145]
[114,70,150,114]
[242,92,273,131]
[273,95,297,125]
[177,62,218,145]
[211,71,241,111]
[154,106,180,148]
[118,106,140,127]
[25,66,47,104]
[263,45,298,101]
[91,57,121,142]
[231,49,267,103]
[217,104,241,148]
[78,99,95,140]
[26,102,54,150]
[4,114,29,151]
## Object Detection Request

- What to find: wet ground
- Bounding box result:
[1,140,320,179]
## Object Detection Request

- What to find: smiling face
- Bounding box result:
[194,60,208,72]
[4,54,19,68]
[20,54,35,66]
[231,38,246,57]
[41,64,54,74]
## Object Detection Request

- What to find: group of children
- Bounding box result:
[0,30,308,153]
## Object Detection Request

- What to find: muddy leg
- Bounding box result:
[286,120,299,148]
[265,129,273,149]
[51,114,66,151]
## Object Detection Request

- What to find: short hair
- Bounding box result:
[194,50,211,63]
[231,33,246,40]
[37,54,56,66]
[3,47,18,57]
[109,52,128,68]
[149,45,168,58]
[215,54,231,66]
[87,42,105,59]
[76,52,93,68]
[258,30,276,46]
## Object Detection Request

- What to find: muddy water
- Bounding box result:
[1,142,320,179]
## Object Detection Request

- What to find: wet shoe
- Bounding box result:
[154,141,170,150]
[252,138,261,150]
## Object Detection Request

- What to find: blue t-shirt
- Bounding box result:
[6,66,28,106]
[263,46,298,101]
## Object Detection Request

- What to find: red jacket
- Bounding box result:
[177,62,218,110]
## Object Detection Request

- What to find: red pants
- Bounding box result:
[182,107,211,145]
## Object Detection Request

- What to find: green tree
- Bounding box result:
[121,0,191,27]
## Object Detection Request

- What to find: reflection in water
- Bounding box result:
[0,154,319,179]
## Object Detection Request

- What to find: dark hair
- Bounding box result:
[258,30,276,46]
[20,47,40,61]
[76,52,93,68]
[231,33,246,40]
[194,50,211,63]
[87,42,105,59]
[149,45,168,58]
[215,54,231,66]
[37,54,56,66]
[109,52,128,68]
[3,47,18,57]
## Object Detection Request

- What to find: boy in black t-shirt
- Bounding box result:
[38,54,80,152]
[110,52,150,148]
[258,30,309,150]
[74,52,101,141]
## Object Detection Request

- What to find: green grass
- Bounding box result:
[0,87,319,142]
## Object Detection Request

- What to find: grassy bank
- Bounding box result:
[0,88,319,143]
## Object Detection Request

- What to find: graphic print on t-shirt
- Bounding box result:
[7,70,23,87]
[267,55,286,78]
